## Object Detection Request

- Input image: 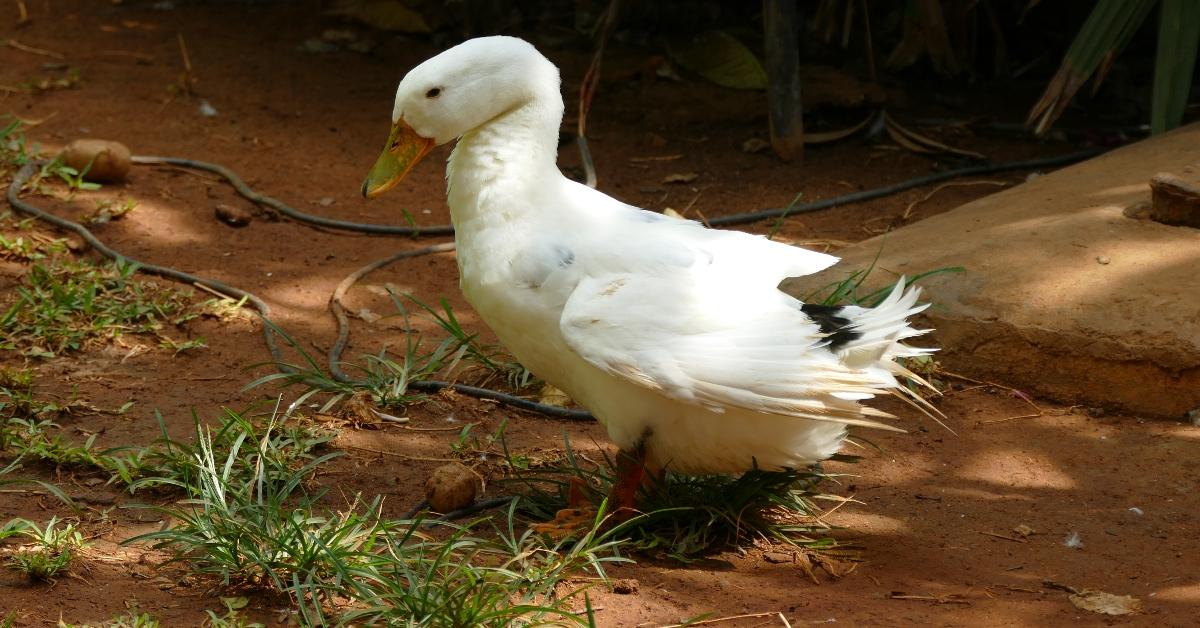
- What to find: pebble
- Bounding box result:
[60,138,131,182]
[215,203,253,227]
[424,462,477,513]
[612,578,639,594]
[1096,255,1111,265]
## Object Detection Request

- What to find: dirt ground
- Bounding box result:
[2,1,1198,626]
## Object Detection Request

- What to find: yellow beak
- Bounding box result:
[361,118,435,199]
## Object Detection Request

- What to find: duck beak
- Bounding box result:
[361,118,435,199]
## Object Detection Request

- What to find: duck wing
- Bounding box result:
[557,239,911,431]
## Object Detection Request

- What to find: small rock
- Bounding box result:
[424,462,477,513]
[59,139,132,183]
[198,100,218,117]
[612,578,639,594]
[1187,407,1200,426]
[215,203,253,227]
[317,197,335,207]
[1096,255,1110,265]
[1013,524,1035,538]
[1085,406,1106,418]
[1122,200,1153,219]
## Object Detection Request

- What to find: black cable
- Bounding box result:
[134,150,1105,235]
[706,149,1104,227]
[131,156,455,236]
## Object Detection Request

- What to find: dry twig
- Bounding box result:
[976,530,1028,543]
[901,180,1009,219]
[940,371,1044,424]
[886,592,971,605]
[7,39,63,58]
[655,611,788,628]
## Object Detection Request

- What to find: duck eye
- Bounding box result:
[425,87,442,99]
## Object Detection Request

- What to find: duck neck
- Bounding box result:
[446,96,563,233]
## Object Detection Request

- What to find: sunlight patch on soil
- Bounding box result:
[832,511,911,535]
[120,197,217,246]
[938,486,1037,501]
[1153,583,1200,602]
[957,448,1075,490]
[1086,182,1150,200]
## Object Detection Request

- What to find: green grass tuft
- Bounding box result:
[0,260,202,358]
[123,406,624,626]
[2,515,86,581]
[503,432,853,561]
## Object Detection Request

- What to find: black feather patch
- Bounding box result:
[800,303,861,351]
[554,245,575,268]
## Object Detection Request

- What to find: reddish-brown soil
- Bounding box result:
[2,2,1197,626]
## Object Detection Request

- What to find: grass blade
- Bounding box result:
[1152,0,1200,134]
[1028,0,1156,135]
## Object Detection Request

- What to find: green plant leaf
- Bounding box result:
[1152,0,1200,133]
[1028,0,1157,136]
[668,31,768,91]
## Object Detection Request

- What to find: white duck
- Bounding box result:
[363,36,933,521]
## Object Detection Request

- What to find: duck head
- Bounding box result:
[361,36,561,199]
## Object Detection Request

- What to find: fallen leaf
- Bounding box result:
[884,112,985,160]
[629,154,682,163]
[667,30,767,90]
[538,384,571,408]
[805,111,877,144]
[663,172,699,184]
[325,0,431,33]
[358,308,381,324]
[741,138,770,154]
[221,596,250,611]
[1069,590,1142,616]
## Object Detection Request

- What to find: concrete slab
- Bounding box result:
[783,124,1200,419]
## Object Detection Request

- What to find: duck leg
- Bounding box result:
[606,441,648,524]
[532,441,650,539]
